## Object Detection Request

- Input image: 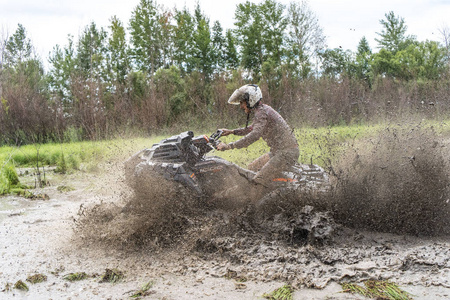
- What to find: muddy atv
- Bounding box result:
[124,130,328,210]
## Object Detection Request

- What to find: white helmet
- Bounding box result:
[228,84,262,108]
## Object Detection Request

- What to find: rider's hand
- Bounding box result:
[219,129,233,136]
[217,142,231,151]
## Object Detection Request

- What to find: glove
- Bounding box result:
[217,142,231,151]
[219,129,233,136]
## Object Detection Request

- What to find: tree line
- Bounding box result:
[0,0,449,145]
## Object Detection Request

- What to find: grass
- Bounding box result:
[0,137,160,195]
[216,123,384,168]
[26,274,47,284]
[0,137,157,170]
[13,280,29,291]
[63,272,88,282]
[2,121,450,195]
[57,185,75,192]
[99,268,124,283]
[341,280,413,300]
[263,284,294,300]
[129,281,154,298]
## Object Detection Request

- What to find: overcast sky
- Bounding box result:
[1,0,449,68]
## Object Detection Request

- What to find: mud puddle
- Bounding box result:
[1,162,449,299]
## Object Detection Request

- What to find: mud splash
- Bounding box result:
[2,133,450,298]
[72,124,450,295]
[328,124,450,236]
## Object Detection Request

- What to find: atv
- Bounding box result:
[124,130,329,210]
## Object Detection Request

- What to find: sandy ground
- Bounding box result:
[0,165,449,300]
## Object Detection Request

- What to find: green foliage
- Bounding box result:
[3,164,20,186]
[0,163,20,195]
[4,24,33,67]
[285,1,325,79]
[99,268,124,283]
[1,3,450,145]
[55,152,67,174]
[341,280,413,300]
[26,274,48,284]
[320,48,354,78]
[63,127,83,143]
[173,7,196,73]
[372,40,447,80]
[127,70,148,105]
[375,11,415,53]
[129,0,168,74]
[216,124,383,168]
[47,37,76,108]
[108,16,130,86]
[77,22,108,80]
[57,185,75,192]
[63,272,88,282]
[224,29,239,70]
[353,36,373,83]
[129,281,154,298]
[193,4,214,77]
[13,280,29,291]
[234,1,263,77]
[154,65,187,120]
[263,284,293,300]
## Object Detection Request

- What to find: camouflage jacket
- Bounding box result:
[229,104,298,153]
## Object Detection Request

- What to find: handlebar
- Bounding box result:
[208,130,223,150]
[209,130,223,143]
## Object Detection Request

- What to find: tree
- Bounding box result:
[234,1,264,78]
[107,16,130,87]
[76,22,108,81]
[154,65,186,121]
[173,7,196,73]
[375,11,415,54]
[234,0,289,80]
[192,4,213,77]
[259,0,287,67]
[285,0,325,79]
[47,36,76,109]
[352,36,373,82]
[224,29,239,70]
[371,40,446,80]
[211,21,226,72]
[3,24,33,67]
[129,0,169,75]
[319,48,353,78]
[1,24,52,144]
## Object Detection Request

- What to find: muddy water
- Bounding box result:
[0,167,449,299]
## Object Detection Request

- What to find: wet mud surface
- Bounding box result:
[1,161,449,299]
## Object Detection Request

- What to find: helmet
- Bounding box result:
[228,84,262,108]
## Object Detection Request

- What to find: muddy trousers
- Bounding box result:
[251,148,300,187]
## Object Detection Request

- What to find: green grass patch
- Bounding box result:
[341,280,413,300]
[129,281,155,298]
[2,121,450,180]
[57,185,75,193]
[63,272,88,282]
[99,268,124,283]
[26,274,47,284]
[216,124,383,168]
[263,284,294,300]
[0,137,160,171]
[0,163,29,195]
[13,280,29,291]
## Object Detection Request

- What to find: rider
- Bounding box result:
[217,84,299,187]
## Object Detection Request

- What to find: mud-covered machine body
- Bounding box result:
[124,131,327,201]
